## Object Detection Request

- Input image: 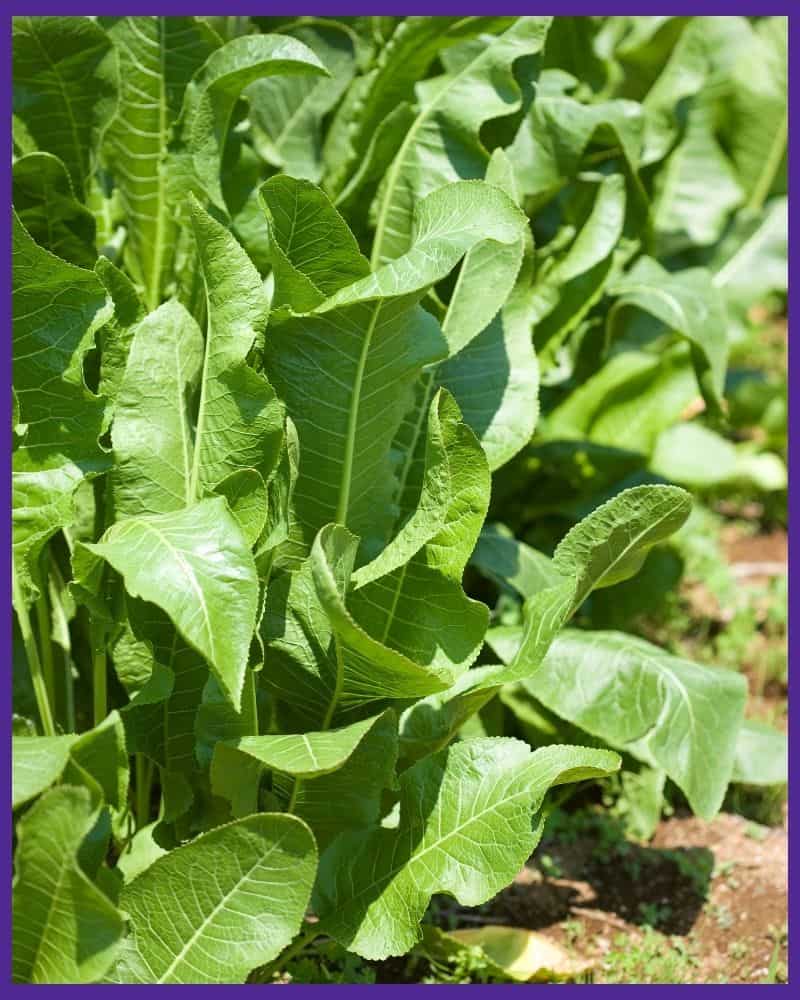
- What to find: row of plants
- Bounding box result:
[12,14,786,984]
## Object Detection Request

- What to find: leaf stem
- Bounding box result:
[35,589,56,724]
[286,776,302,814]
[12,556,56,737]
[91,621,107,726]
[136,754,154,829]
[242,666,259,737]
[746,109,787,215]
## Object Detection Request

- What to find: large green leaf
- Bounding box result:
[484,483,691,684]
[348,390,489,679]
[608,257,727,413]
[13,152,97,267]
[111,300,204,518]
[323,16,514,199]
[108,814,318,983]
[531,173,627,369]
[726,16,787,210]
[247,21,357,182]
[508,77,644,211]
[84,497,258,709]
[187,199,283,497]
[103,16,219,306]
[179,33,328,212]
[260,174,370,312]
[12,211,112,603]
[12,786,124,983]
[314,740,619,959]
[13,16,118,199]
[652,106,742,251]
[397,150,538,475]
[370,17,550,264]
[543,345,698,456]
[212,711,398,848]
[506,629,748,819]
[264,178,524,558]
[711,196,787,315]
[731,719,787,787]
[217,712,387,780]
[12,734,79,809]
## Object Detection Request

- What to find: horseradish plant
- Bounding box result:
[11,15,767,984]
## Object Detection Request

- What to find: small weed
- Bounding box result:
[280,940,376,984]
[539,853,564,878]
[601,928,699,984]
[728,940,749,961]
[704,902,735,930]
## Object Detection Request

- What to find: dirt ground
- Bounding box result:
[477,809,788,984]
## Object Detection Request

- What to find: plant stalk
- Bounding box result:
[136,754,154,829]
[242,666,259,737]
[91,621,107,726]
[12,557,56,737]
[35,589,57,723]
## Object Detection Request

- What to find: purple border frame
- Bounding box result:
[3,5,794,993]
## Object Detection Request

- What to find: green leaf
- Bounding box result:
[314,740,619,959]
[532,174,627,368]
[13,211,113,603]
[727,16,787,210]
[13,152,97,267]
[544,346,698,456]
[115,822,167,884]
[247,21,357,182]
[180,33,328,212]
[69,711,129,811]
[111,300,204,518]
[731,719,787,787]
[484,484,692,685]
[653,107,742,250]
[370,17,550,264]
[13,786,124,983]
[349,389,489,674]
[188,198,283,497]
[84,497,258,710]
[103,16,219,307]
[711,196,787,314]
[12,734,79,809]
[312,523,467,707]
[261,174,370,312]
[265,178,524,558]
[212,468,268,546]
[213,711,398,847]
[13,15,118,199]
[552,483,691,601]
[510,629,747,819]
[217,712,387,780]
[508,81,644,212]
[608,257,728,413]
[108,814,318,983]
[651,423,786,492]
[95,255,147,425]
[324,16,513,198]
[429,149,539,472]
